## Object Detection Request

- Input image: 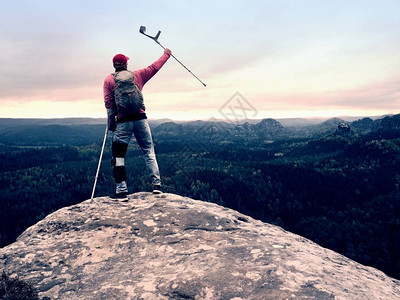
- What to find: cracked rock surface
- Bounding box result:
[1,193,400,299]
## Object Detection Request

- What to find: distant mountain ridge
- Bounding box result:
[152,114,400,141]
[0,118,107,127]
[0,114,388,128]
[0,114,398,146]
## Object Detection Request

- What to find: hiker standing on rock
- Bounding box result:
[103,49,171,200]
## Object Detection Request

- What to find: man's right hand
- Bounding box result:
[164,48,172,55]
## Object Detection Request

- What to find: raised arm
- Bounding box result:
[134,49,171,90]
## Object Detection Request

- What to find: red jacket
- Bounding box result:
[103,53,170,111]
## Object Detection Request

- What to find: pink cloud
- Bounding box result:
[254,77,400,112]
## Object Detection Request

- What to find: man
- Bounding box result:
[103,49,171,199]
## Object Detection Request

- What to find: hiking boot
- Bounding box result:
[152,185,162,194]
[110,192,128,201]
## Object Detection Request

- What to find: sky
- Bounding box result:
[1,0,399,121]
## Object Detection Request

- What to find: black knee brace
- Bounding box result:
[112,141,128,158]
[111,142,128,183]
[112,166,127,183]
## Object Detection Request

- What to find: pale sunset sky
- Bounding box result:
[1,0,399,120]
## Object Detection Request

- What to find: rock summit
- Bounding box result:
[1,193,399,299]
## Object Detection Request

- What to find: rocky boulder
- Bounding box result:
[1,193,399,299]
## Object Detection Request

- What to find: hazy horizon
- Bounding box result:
[0,113,390,122]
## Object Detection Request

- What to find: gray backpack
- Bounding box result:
[113,70,145,114]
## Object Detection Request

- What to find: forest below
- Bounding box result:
[0,115,399,280]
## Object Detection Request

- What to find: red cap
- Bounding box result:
[113,54,129,66]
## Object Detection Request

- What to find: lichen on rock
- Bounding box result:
[1,192,399,299]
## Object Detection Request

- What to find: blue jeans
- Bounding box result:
[112,119,161,193]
